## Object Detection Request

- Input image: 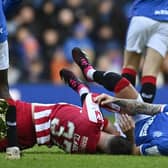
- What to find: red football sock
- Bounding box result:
[122,68,137,86]
[141,76,156,85]
[114,78,130,93]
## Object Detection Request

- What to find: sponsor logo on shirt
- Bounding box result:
[139,116,156,137]
[153,131,163,138]
[155,10,168,15]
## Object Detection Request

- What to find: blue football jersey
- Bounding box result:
[135,104,168,155]
[0,0,7,42]
[130,0,168,21]
[0,0,22,42]
[2,0,22,15]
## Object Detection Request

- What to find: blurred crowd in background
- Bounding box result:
[6,0,168,86]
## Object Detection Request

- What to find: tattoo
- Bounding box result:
[112,99,162,116]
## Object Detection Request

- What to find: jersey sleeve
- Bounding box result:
[2,0,22,15]
[161,104,168,113]
[140,137,168,156]
[103,118,109,130]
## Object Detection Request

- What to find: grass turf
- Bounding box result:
[0,146,168,168]
[1,117,168,167]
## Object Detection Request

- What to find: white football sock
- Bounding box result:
[86,69,96,80]
[79,87,90,97]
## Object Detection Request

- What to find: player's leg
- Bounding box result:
[0,69,10,99]
[72,47,138,99]
[0,71,20,159]
[122,50,141,86]
[0,2,10,99]
[60,69,90,105]
[121,16,152,86]
[0,2,20,159]
[140,48,162,103]
[140,20,168,103]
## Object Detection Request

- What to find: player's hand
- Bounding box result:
[94,93,114,105]
[118,114,135,143]
[94,93,121,113]
[118,114,135,133]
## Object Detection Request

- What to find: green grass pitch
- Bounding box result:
[1,145,168,168]
[1,117,168,167]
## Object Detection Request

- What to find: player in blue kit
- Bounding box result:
[0,0,22,159]
[71,47,168,155]
[95,93,168,156]
[122,0,168,103]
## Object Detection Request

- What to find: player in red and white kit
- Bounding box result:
[0,72,134,154]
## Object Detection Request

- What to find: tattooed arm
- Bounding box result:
[112,99,162,115]
[95,93,163,116]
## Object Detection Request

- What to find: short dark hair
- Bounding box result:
[107,136,133,155]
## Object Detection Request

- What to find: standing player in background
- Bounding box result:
[0,0,22,159]
[122,0,168,103]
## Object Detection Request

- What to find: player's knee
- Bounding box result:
[102,72,122,91]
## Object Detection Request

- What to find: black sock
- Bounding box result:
[122,73,136,86]
[6,105,18,147]
[93,71,123,92]
[81,93,88,105]
[140,83,156,103]
[93,71,105,85]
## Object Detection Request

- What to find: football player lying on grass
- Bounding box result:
[70,47,168,156]
[0,62,138,156]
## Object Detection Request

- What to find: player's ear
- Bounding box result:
[107,136,133,155]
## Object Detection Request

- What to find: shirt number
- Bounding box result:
[50,118,75,152]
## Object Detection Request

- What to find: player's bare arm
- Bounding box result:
[95,93,162,116]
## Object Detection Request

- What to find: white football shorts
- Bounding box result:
[0,40,9,70]
[126,16,168,57]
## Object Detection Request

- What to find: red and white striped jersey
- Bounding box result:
[0,94,105,153]
[33,93,105,153]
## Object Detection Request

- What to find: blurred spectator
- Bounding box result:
[65,0,87,19]
[6,0,132,84]
[37,0,58,32]
[50,48,70,84]
[27,58,44,83]
[57,8,75,42]
[95,24,116,57]
[41,28,60,80]
[96,42,123,74]
[63,23,94,63]
[13,26,41,81]
[93,0,128,48]
[79,15,94,40]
